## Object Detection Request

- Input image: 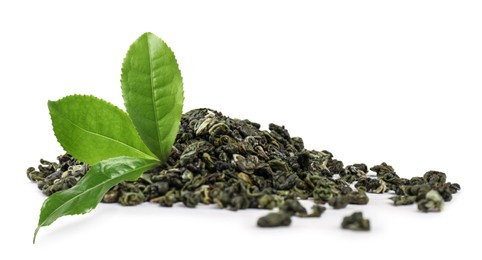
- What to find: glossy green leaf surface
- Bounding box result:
[34,157,159,243]
[121,32,184,162]
[48,95,158,165]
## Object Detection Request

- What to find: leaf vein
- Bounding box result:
[41,162,156,227]
[56,109,156,161]
[147,38,163,154]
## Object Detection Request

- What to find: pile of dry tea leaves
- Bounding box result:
[27,108,461,230]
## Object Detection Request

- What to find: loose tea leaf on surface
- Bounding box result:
[341,212,370,231]
[417,190,445,213]
[257,212,292,227]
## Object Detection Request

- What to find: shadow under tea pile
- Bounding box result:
[27,108,461,229]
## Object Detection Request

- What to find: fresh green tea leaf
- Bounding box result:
[34,156,159,243]
[121,32,184,162]
[48,95,158,165]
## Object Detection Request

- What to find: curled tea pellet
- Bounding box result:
[417,190,444,213]
[328,195,349,209]
[341,212,370,231]
[257,212,291,227]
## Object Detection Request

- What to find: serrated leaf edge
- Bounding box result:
[120,32,184,162]
[48,94,158,164]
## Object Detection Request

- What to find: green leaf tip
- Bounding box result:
[121,32,184,163]
[48,94,158,165]
[33,156,159,243]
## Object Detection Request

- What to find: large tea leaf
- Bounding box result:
[34,156,159,243]
[48,95,158,165]
[121,32,184,162]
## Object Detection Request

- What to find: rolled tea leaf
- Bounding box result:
[34,156,159,243]
[121,32,184,162]
[48,95,158,165]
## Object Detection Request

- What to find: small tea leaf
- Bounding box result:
[121,32,184,162]
[48,95,158,165]
[34,156,159,243]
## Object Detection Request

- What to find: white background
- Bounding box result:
[1,0,481,259]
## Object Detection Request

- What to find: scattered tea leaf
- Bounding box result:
[417,190,444,212]
[257,212,292,227]
[341,212,370,231]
